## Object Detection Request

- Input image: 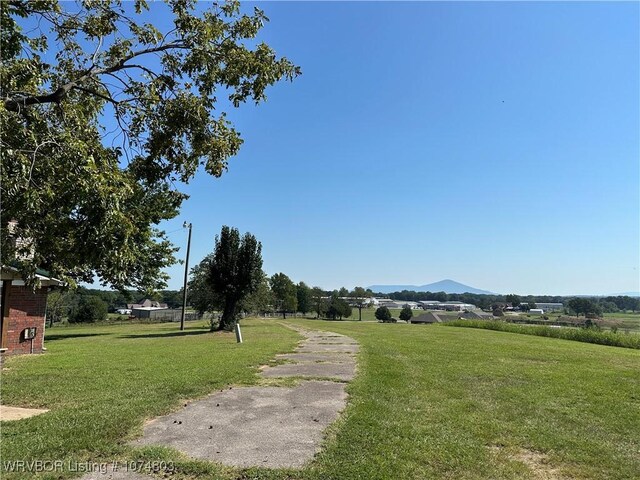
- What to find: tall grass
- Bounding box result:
[444,319,640,349]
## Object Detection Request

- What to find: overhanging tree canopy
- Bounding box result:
[1,0,300,290]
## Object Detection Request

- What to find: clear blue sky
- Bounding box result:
[155,1,639,296]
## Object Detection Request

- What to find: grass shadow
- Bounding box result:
[44,332,111,342]
[119,329,212,339]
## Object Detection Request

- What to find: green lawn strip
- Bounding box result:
[1,319,300,480]
[299,308,417,323]
[444,319,640,349]
[3,319,640,480]
[282,319,640,480]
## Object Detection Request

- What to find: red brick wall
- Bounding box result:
[2,285,48,355]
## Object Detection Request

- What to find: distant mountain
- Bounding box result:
[367,279,494,295]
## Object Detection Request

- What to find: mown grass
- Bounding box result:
[0,319,300,480]
[2,319,639,479]
[445,319,640,349]
[508,311,640,333]
[287,319,640,480]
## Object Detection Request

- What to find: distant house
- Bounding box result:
[127,299,168,310]
[401,301,422,310]
[535,303,563,312]
[410,312,444,324]
[418,300,476,312]
[419,300,442,309]
[376,299,401,309]
[1,266,64,355]
[459,310,493,320]
[127,299,169,319]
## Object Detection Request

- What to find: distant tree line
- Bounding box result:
[46,287,185,325]
[46,222,638,328]
[379,290,639,314]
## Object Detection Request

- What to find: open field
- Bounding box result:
[322,307,423,322]
[445,319,640,349]
[2,319,639,479]
[507,311,640,333]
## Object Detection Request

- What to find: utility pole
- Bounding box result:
[180,222,192,331]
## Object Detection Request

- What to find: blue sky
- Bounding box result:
[152,1,639,296]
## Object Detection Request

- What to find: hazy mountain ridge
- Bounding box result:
[367,279,494,295]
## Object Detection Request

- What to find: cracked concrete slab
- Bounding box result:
[297,343,359,353]
[78,467,153,480]
[132,381,346,468]
[305,338,357,345]
[276,352,354,363]
[261,362,355,381]
[129,324,359,469]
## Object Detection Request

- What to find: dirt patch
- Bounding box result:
[0,405,49,421]
[490,445,566,480]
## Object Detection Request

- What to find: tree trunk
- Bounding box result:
[358,306,362,321]
[282,310,286,319]
[217,301,237,331]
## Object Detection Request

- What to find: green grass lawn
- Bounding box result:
[327,307,421,322]
[2,319,639,479]
[510,311,640,332]
[1,319,300,480]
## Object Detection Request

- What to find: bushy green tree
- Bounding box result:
[296,282,312,315]
[68,295,108,323]
[46,289,74,326]
[207,226,263,331]
[326,295,352,320]
[567,298,602,317]
[311,287,327,319]
[399,306,413,322]
[187,253,219,315]
[375,306,392,322]
[241,274,273,315]
[270,273,297,318]
[505,294,521,308]
[1,0,299,290]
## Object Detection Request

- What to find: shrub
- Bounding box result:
[68,295,108,323]
[399,307,413,322]
[375,306,392,322]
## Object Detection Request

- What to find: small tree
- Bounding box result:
[241,275,273,316]
[375,306,392,322]
[188,253,219,315]
[270,273,297,318]
[399,306,413,322]
[311,287,327,319]
[351,286,371,321]
[505,294,521,308]
[46,289,73,326]
[296,282,312,315]
[567,298,602,318]
[68,295,108,323]
[326,295,352,320]
[207,226,263,331]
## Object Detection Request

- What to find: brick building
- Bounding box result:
[1,267,63,355]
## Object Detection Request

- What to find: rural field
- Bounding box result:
[505,311,640,333]
[2,318,639,480]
